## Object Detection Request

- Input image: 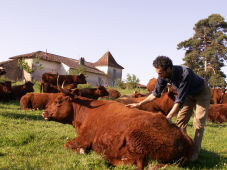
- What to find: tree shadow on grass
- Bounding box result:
[0,152,5,156]
[1,112,43,121]
[184,149,227,169]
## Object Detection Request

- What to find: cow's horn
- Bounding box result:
[61,81,65,88]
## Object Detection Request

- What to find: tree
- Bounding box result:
[125,73,140,89]
[69,66,86,75]
[115,79,125,89]
[177,14,227,86]
[17,57,43,73]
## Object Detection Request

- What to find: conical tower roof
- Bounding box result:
[94,51,124,69]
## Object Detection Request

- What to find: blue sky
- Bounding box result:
[0,0,226,84]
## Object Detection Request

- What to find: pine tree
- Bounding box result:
[177,14,227,86]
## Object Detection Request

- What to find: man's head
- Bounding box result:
[153,56,173,78]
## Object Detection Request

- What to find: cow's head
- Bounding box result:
[96,86,109,97]
[75,74,87,84]
[42,91,74,124]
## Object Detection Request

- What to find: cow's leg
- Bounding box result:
[64,137,91,154]
[136,159,144,170]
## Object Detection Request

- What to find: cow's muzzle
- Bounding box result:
[42,111,50,121]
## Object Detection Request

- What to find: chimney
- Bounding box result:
[79,57,85,65]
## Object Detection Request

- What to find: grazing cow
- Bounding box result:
[210,88,225,104]
[117,90,176,116]
[0,81,12,102]
[105,88,121,99]
[42,90,194,170]
[40,73,87,92]
[20,93,62,110]
[146,78,157,92]
[11,81,34,100]
[208,104,227,123]
[72,86,109,100]
[0,66,6,75]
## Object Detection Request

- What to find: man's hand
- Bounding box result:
[126,103,140,108]
[166,116,173,124]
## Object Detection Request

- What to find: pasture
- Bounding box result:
[0,86,226,170]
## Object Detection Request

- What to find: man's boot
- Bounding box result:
[191,128,204,162]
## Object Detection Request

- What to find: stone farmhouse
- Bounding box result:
[0,51,124,86]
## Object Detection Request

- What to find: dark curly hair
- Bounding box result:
[153,56,173,70]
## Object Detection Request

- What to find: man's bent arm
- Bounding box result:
[166,103,180,119]
[126,93,157,108]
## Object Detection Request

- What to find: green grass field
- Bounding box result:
[0,87,226,170]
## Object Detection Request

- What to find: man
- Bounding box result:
[126,56,210,161]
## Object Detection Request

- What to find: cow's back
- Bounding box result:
[20,93,62,110]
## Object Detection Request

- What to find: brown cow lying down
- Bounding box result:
[117,91,176,116]
[104,88,121,99]
[0,81,12,102]
[20,93,62,110]
[208,104,227,123]
[41,82,77,93]
[11,81,34,100]
[42,91,194,170]
[73,86,109,99]
[120,91,149,99]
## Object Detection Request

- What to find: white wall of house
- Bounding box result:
[95,66,108,74]
[95,66,122,86]
[107,66,122,86]
[60,63,70,74]
[85,72,108,86]
[31,59,67,81]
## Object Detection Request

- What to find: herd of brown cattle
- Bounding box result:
[0,73,226,169]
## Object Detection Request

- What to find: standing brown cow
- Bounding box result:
[42,90,194,170]
[40,73,87,93]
